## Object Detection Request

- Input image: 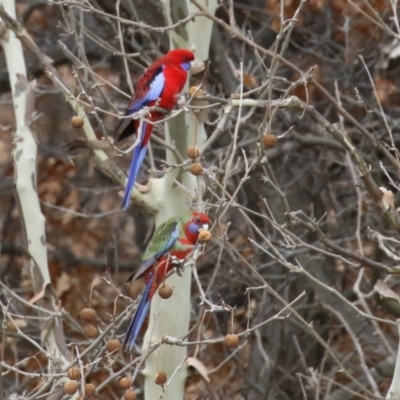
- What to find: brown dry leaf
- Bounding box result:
[27,9,49,30]
[191,59,205,75]
[266,0,305,30]
[235,70,258,89]
[39,179,62,203]
[374,279,400,303]
[20,279,32,288]
[0,140,12,164]
[243,74,258,89]
[189,86,204,97]
[374,78,397,105]
[57,64,77,88]
[187,357,210,382]
[55,272,72,297]
[6,318,28,332]
[309,0,328,10]
[60,189,80,225]
[379,186,395,211]
[231,233,254,260]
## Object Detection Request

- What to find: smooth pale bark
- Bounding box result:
[387,320,400,399]
[141,1,218,399]
[0,0,71,398]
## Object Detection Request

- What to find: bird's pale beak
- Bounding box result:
[202,224,209,230]
[190,59,205,75]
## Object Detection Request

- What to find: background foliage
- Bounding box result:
[1,0,400,399]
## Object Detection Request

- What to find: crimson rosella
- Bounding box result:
[116,49,195,210]
[123,211,211,351]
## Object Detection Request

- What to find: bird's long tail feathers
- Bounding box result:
[121,124,149,210]
[123,273,154,351]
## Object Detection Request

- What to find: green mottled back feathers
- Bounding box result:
[127,213,193,283]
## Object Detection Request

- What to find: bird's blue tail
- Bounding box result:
[123,274,154,351]
[121,129,148,210]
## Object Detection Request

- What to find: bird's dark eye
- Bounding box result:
[196,217,201,223]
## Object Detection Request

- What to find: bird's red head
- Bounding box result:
[165,49,195,71]
[185,211,212,244]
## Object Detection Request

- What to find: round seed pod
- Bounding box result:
[119,377,132,389]
[154,371,167,385]
[84,383,96,396]
[186,146,201,160]
[198,229,212,242]
[189,86,204,97]
[80,308,96,323]
[84,323,98,339]
[67,366,80,380]
[262,133,277,148]
[158,284,173,299]
[224,333,239,348]
[124,389,137,400]
[190,162,203,176]
[64,380,78,395]
[71,116,84,129]
[106,339,121,353]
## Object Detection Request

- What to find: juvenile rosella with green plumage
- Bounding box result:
[123,211,211,351]
[116,49,195,210]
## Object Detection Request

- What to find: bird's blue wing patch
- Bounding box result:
[157,223,180,257]
[126,66,165,115]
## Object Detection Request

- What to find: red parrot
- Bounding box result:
[116,49,195,210]
[123,211,211,351]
